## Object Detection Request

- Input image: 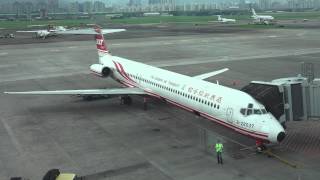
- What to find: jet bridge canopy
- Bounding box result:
[241,76,319,123]
[241,83,284,120]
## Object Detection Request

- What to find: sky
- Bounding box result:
[61,0,287,5]
[2,0,287,6]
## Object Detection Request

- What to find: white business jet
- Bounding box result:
[251,8,275,25]
[217,15,236,23]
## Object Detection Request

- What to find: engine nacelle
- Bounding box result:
[90,64,111,77]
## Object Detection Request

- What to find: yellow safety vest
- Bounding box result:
[215,143,223,152]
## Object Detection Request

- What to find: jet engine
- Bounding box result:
[90,64,112,77]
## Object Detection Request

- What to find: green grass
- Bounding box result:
[109,16,216,24]
[0,19,93,29]
[1,11,320,29]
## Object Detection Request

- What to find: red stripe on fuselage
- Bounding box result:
[110,63,269,141]
[117,62,136,83]
[113,61,131,82]
[144,90,268,140]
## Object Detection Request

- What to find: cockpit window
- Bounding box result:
[240,108,246,115]
[241,104,268,116]
[254,109,262,114]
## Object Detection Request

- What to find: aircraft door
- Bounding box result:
[226,108,234,124]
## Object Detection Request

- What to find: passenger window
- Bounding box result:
[240,108,246,115]
[248,104,253,108]
[247,109,253,115]
[261,109,267,114]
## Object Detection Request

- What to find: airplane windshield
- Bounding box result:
[240,106,268,116]
[254,109,262,114]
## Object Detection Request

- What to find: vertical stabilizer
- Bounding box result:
[252,8,257,16]
[94,26,110,58]
[217,15,222,21]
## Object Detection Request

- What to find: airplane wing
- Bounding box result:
[193,68,229,80]
[16,31,40,33]
[4,87,146,95]
[56,29,126,35]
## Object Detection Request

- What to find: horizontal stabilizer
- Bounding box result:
[56,29,126,35]
[16,31,39,33]
[193,68,229,80]
[4,87,145,95]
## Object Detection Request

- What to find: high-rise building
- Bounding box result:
[48,0,59,13]
[93,1,106,12]
[148,0,176,11]
[148,0,175,5]
[259,0,271,9]
[287,0,320,9]
[128,0,141,6]
[82,1,93,13]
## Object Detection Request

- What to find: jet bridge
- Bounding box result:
[241,82,284,120]
[241,75,320,126]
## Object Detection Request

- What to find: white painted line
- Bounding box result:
[111,43,121,46]
[0,64,17,68]
[267,35,278,38]
[1,118,23,154]
[151,48,320,68]
[68,46,77,49]
[50,49,61,52]
[0,52,8,56]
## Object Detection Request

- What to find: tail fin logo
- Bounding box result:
[96,39,104,46]
[95,34,108,54]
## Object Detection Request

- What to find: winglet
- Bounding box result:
[193,68,229,80]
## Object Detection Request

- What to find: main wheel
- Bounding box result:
[121,96,132,105]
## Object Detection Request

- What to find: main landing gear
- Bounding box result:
[120,96,132,105]
[121,96,149,110]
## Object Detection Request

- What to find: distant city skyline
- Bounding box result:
[1,0,319,15]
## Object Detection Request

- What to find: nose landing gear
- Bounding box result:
[256,140,267,152]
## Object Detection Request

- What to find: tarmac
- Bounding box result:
[0,25,320,180]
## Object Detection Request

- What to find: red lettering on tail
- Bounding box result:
[95,34,108,53]
[94,25,109,54]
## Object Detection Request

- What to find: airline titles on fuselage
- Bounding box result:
[151,75,223,104]
[187,87,223,104]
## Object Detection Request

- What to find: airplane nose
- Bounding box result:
[277,132,286,142]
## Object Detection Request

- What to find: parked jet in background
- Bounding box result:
[17,25,67,39]
[5,27,285,150]
[17,25,126,39]
[251,9,275,24]
[217,15,236,23]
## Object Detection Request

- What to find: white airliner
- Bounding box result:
[17,26,68,39]
[5,27,285,149]
[251,9,275,24]
[217,15,236,23]
[17,25,125,39]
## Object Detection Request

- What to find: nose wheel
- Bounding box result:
[256,140,267,153]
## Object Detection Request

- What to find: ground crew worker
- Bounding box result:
[215,140,223,164]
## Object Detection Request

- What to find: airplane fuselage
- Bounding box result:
[97,55,285,144]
